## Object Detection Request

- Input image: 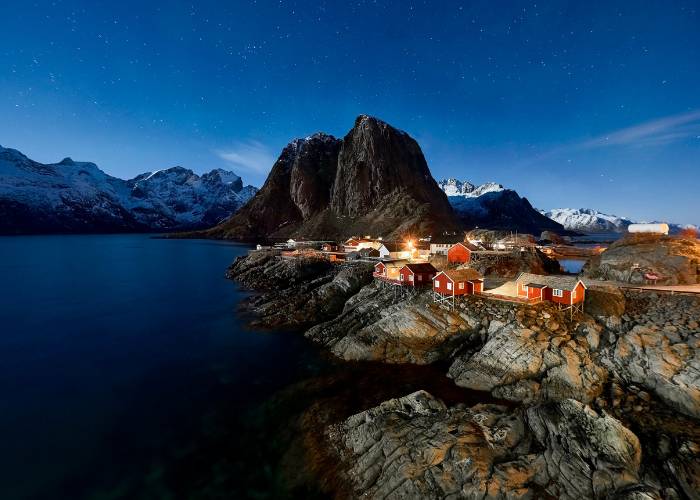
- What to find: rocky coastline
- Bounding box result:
[227,251,700,499]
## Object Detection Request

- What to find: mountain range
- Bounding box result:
[436,178,568,235]
[543,207,697,234]
[0,145,257,234]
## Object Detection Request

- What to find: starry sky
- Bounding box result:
[1,1,699,224]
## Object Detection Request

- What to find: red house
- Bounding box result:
[373,260,409,282]
[515,272,587,314]
[433,269,484,296]
[447,242,474,264]
[399,263,438,287]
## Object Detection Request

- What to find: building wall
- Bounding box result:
[373,263,385,276]
[447,244,471,264]
[433,273,468,295]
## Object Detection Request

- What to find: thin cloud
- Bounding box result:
[580,109,700,149]
[216,140,275,175]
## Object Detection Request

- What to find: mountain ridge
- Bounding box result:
[437,178,569,235]
[0,145,257,234]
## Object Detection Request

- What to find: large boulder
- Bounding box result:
[608,324,700,419]
[448,321,607,404]
[584,234,700,285]
[526,399,645,499]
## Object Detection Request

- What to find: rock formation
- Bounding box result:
[209,115,461,241]
[584,234,700,285]
[328,390,652,499]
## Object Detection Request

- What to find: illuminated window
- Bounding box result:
[459,282,464,290]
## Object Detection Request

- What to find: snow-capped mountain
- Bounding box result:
[0,145,257,234]
[544,207,698,235]
[438,178,504,197]
[542,208,633,233]
[437,178,567,235]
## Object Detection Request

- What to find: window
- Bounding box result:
[447,282,453,290]
[572,290,577,299]
[416,275,422,281]
[400,274,404,281]
[522,285,528,294]
[553,289,563,297]
[435,280,440,288]
[409,274,414,281]
[459,282,464,290]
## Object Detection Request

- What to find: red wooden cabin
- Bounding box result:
[447,242,474,264]
[515,273,587,310]
[373,260,409,282]
[399,263,438,287]
[433,269,484,296]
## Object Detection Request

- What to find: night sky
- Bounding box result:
[1,1,698,224]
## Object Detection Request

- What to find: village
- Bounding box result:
[250,222,700,321]
[254,233,589,318]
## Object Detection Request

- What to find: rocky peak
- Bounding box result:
[331,114,452,218]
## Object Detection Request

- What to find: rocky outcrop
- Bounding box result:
[226,252,373,329]
[329,391,654,500]
[210,115,461,241]
[307,284,481,364]
[599,291,700,419]
[525,399,645,499]
[448,313,608,405]
[584,234,700,285]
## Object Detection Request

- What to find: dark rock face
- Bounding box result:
[332,115,453,219]
[210,134,342,240]
[450,189,569,235]
[210,116,460,240]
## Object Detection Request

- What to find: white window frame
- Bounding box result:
[409,274,414,281]
[447,282,453,291]
[400,274,404,281]
[553,289,563,297]
[459,282,464,290]
[435,280,440,288]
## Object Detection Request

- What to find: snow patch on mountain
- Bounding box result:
[542,208,633,233]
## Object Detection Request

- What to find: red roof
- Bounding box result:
[402,263,437,274]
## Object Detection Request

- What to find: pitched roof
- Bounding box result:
[437,268,483,282]
[402,263,437,274]
[450,241,479,251]
[516,272,585,291]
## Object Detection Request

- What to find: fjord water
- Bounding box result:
[0,235,318,499]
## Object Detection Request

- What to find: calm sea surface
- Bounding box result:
[0,235,321,499]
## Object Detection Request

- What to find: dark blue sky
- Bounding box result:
[1,1,698,224]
